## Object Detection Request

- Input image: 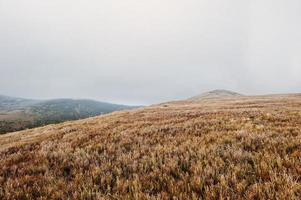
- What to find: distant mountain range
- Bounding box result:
[0,95,137,134]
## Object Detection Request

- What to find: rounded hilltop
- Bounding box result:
[189,89,243,100]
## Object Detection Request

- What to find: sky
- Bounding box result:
[0,0,300,105]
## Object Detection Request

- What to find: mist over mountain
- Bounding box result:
[0,0,301,199]
[1,0,300,104]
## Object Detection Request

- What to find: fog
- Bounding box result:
[0,0,300,105]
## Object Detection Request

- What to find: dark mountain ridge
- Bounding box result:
[0,95,136,134]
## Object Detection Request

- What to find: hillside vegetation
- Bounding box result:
[0,94,301,199]
[0,95,133,134]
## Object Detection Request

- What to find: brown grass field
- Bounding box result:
[0,94,301,199]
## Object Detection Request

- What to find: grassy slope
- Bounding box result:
[0,94,301,199]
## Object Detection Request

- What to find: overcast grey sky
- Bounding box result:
[0,0,300,105]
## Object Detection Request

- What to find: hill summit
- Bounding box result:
[189,89,243,100]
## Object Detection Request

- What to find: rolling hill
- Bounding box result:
[189,89,243,101]
[0,93,300,199]
[0,95,135,134]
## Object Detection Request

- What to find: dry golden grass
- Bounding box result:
[0,94,301,199]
